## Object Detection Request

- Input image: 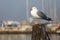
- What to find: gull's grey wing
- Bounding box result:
[37,11,47,19]
[37,11,53,21]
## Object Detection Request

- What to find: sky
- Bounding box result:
[0,0,60,22]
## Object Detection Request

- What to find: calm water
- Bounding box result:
[0,34,31,40]
[49,34,60,40]
[0,34,60,40]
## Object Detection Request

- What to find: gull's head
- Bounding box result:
[30,7,37,11]
[32,7,37,10]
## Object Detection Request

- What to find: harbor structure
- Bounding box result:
[0,20,32,33]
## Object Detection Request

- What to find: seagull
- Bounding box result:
[30,7,53,21]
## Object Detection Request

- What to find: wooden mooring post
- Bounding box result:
[32,24,50,40]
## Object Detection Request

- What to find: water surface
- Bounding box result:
[0,34,31,40]
[0,34,60,40]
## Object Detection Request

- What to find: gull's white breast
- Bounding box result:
[31,9,40,18]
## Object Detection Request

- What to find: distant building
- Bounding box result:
[2,20,20,27]
[46,23,60,32]
[19,20,33,31]
[0,20,33,32]
[20,20,34,25]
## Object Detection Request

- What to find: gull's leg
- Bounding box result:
[35,18,39,24]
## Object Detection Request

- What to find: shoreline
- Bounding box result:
[0,31,32,34]
[0,31,58,34]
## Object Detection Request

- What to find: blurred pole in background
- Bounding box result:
[42,0,45,23]
[42,0,44,12]
[26,0,29,20]
[54,0,58,23]
[49,0,54,23]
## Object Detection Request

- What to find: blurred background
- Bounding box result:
[0,0,60,40]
